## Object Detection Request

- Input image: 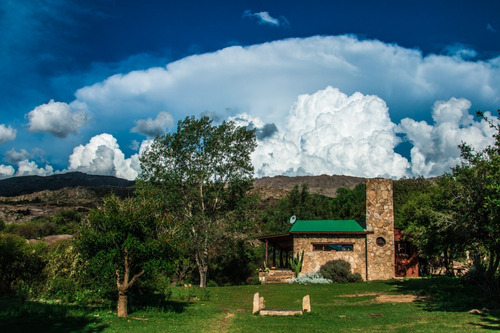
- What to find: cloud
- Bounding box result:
[4,148,31,164]
[15,160,53,177]
[443,44,477,59]
[67,133,144,180]
[243,10,282,26]
[230,113,278,140]
[0,124,16,144]
[73,35,500,134]
[26,100,89,138]
[131,111,174,137]
[0,164,15,179]
[232,87,410,179]
[487,24,496,33]
[25,35,500,179]
[398,97,496,177]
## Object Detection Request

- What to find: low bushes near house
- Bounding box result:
[289,272,332,285]
[319,259,363,283]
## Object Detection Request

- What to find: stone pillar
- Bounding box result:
[302,295,311,312]
[253,293,260,314]
[365,178,395,281]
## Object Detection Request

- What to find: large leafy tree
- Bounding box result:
[400,176,462,275]
[77,194,172,317]
[138,116,257,287]
[451,111,500,280]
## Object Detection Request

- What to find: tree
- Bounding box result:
[138,116,257,287]
[77,194,172,317]
[451,111,500,281]
[401,176,462,275]
[0,233,46,294]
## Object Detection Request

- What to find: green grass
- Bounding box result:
[1,278,500,332]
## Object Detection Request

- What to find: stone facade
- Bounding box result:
[365,178,395,280]
[295,235,367,278]
[292,178,395,281]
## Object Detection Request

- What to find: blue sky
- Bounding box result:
[0,0,499,179]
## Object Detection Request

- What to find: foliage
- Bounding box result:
[289,272,332,284]
[3,209,82,239]
[138,115,257,287]
[329,183,366,220]
[76,194,174,316]
[393,177,434,229]
[400,176,462,275]
[450,111,500,281]
[40,240,86,303]
[260,183,365,234]
[0,234,47,294]
[319,259,362,283]
[289,250,304,277]
[208,238,262,286]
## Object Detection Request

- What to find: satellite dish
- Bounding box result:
[290,215,297,224]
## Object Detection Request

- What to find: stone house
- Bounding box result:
[259,178,395,282]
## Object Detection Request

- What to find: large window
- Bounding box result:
[313,243,354,251]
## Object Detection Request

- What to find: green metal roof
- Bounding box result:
[289,220,366,233]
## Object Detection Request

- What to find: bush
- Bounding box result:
[289,272,332,285]
[319,259,361,283]
[0,234,47,294]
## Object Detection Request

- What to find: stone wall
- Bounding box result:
[294,234,367,278]
[365,178,395,280]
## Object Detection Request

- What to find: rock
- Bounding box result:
[469,309,481,314]
[253,293,260,314]
[302,295,311,312]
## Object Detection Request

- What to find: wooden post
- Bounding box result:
[272,245,276,267]
[265,240,269,268]
[279,250,283,267]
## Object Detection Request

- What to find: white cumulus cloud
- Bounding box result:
[131,111,173,137]
[398,97,497,177]
[26,99,89,137]
[0,164,15,179]
[15,160,53,177]
[232,87,410,179]
[0,124,16,144]
[68,133,144,180]
[73,35,500,134]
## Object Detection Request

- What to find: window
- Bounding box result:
[396,241,412,256]
[313,243,354,251]
[376,237,386,247]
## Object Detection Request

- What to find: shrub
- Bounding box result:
[0,234,47,294]
[319,259,361,283]
[289,272,332,285]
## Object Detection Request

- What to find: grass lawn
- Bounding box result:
[1,277,499,332]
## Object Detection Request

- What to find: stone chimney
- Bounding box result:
[365,178,395,281]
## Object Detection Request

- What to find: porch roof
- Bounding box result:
[289,219,366,233]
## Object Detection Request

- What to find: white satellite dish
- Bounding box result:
[290,215,297,224]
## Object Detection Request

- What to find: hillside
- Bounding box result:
[0,172,365,224]
[253,174,365,200]
[0,172,134,197]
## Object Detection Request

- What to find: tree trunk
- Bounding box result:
[199,266,208,288]
[116,250,145,318]
[117,291,128,318]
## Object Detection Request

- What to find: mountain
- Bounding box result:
[0,172,134,197]
[253,174,365,200]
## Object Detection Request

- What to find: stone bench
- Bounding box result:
[252,292,311,315]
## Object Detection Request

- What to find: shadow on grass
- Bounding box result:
[0,296,107,333]
[127,288,189,314]
[387,277,500,330]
